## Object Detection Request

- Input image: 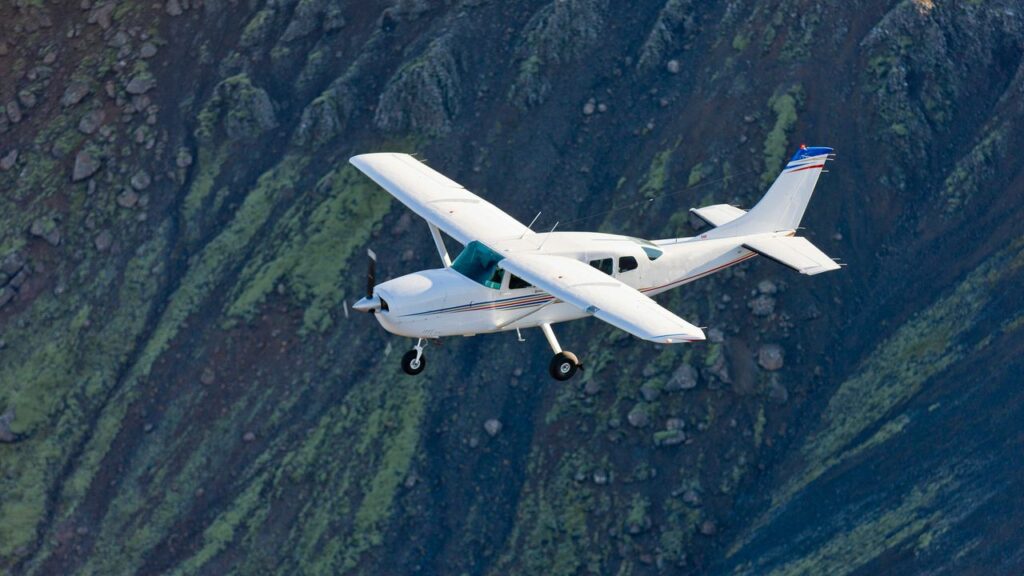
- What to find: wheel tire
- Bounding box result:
[549,351,579,381]
[402,349,426,375]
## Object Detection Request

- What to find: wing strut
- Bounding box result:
[427,223,452,267]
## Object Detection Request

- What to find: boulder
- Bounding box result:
[0,287,14,309]
[175,148,193,168]
[639,381,661,402]
[483,418,502,437]
[139,42,158,58]
[125,73,156,95]
[18,90,37,109]
[653,429,686,447]
[89,2,115,28]
[1,252,24,275]
[700,520,718,536]
[757,344,784,371]
[666,59,681,74]
[664,363,698,391]
[94,230,112,252]
[6,100,22,123]
[627,403,651,428]
[0,149,17,171]
[757,279,778,295]
[130,170,151,190]
[72,150,102,181]
[0,409,16,443]
[116,189,139,208]
[166,0,183,16]
[78,109,105,134]
[200,367,215,385]
[748,294,776,316]
[61,81,91,107]
[682,489,702,507]
[29,217,61,246]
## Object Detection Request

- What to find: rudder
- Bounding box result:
[710,145,833,236]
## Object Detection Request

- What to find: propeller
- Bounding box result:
[366,248,376,298]
[353,248,382,313]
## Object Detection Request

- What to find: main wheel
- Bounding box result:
[402,350,426,375]
[549,351,580,381]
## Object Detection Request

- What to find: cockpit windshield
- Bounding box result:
[628,237,663,261]
[451,241,505,289]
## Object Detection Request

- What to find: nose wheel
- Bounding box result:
[401,338,427,376]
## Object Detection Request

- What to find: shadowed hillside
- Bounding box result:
[1,0,1022,574]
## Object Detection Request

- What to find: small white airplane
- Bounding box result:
[351,145,840,380]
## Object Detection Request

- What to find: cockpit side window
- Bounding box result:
[451,241,505,289]
[589,258,613,275]
[618,256,639,273]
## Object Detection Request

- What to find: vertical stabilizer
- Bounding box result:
[709,146,832,236]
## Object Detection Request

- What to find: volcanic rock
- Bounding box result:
[484,418,502,437]
[0,149,17,171]
[61,81,91,107]
[757,344,784,371]
[72,150,102,181]
[664,363,698,391]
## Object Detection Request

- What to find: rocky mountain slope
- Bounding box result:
[2,0,1023,574]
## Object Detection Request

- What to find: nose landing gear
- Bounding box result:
[541,323,581,381]
[401,338,427,375]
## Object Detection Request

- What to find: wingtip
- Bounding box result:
[654,329,706,344]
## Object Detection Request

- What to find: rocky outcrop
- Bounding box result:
[637,0,695,72]
[374,36,462,136]
[508,0,608,108]
[197,74,277,141]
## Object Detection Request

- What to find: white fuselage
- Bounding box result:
[370,231,776,339]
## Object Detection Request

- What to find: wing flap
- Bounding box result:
[499,254,705,343]
[689,204,747,227]
[743,236,841,275]
[350,153,530,245]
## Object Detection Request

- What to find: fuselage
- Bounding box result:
[370,230,774,339]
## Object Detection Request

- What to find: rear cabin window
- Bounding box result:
[509,274,532,289]
[452,241,505,289]
[589,258,613,275]
[618,256,639,273]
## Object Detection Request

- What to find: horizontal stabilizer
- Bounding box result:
[743,236,841,275]
[689,204,747,227]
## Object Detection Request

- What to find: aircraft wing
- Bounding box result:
[499,253,706,343]
[350,153,530,246]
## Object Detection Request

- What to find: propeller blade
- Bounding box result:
[366,248,377,298]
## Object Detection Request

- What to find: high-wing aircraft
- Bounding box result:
[351,146,840,380]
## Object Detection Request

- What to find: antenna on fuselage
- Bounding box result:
[537,221,559,251]
[520,211,542,239]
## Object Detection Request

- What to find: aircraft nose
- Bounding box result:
[353,295,381,313]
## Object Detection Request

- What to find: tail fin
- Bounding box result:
[710,145,833,237]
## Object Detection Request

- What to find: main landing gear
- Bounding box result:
[401,338,427,375]
[541,323,582,381]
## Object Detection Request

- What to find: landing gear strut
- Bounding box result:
[541,323,581,381]
[402,338,427,375]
